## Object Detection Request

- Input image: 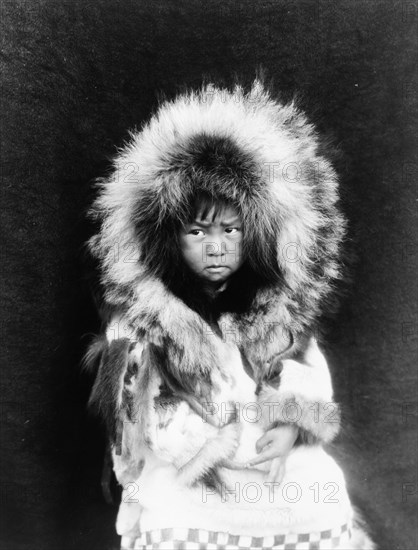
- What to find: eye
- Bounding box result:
[225,227,241,234]
[188,228,204,236]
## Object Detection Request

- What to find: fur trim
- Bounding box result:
[256,337,340,442]
[88,338,132,439]
[88,79,346,382]
[114,339,243,489]
[82,333,108,373]
[258,385,340,443]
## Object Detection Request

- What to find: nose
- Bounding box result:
[206,235,225,256]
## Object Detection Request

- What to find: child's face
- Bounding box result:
[179,204,244,287]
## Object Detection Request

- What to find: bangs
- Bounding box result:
[187,192,232,224]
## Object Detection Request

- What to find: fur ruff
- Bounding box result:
[88,80,346,383]
[86,80,375,549]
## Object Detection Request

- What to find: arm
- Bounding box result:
[257,335,340,444]
[86,313,240,489]
[244,336,339,483]
[85,313,147,485]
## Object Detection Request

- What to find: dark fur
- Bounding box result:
[87,81,346,396]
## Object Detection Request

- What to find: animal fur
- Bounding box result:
[87,79,346,384]
[85,80,374,546]
[86,78,348,479]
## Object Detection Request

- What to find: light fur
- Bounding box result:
[88,80,346,380]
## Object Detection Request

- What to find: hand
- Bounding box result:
[245,424,299,484]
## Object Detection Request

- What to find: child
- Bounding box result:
[86,81,374,549]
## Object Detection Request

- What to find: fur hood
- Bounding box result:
[88,80,345,383]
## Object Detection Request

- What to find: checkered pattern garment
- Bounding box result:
[121,523,351,550]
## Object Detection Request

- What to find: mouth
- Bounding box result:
[205,265,227,272]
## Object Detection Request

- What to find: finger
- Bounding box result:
[266,458,286,484]
[220,459,248,470]
[276,461,286,485]
[255,432,273,453]
[246,448,279,467]
[266,457,282,484]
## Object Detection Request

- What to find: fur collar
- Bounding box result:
[88,80,345,382]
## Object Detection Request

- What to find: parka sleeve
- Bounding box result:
[85,312,138,447]
[257,336,341,444]
[86,313,242,488]
[85,313,163,485]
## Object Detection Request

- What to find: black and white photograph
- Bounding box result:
[1,1,417,549]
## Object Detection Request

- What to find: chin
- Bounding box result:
[205,278,227,286]
[206,274,226,280]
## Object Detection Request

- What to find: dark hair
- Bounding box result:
[153,192,283,326]
[186,191,232,224]
[136,132,284,293]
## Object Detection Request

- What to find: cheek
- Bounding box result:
[180,240,202,267]
[230,238,244,264]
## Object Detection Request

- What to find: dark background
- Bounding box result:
[1,1,416,549]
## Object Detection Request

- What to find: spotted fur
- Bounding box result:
[88,80,346,383]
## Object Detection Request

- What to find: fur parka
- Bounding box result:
[87,79,346,430]
[85,81,377,549]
